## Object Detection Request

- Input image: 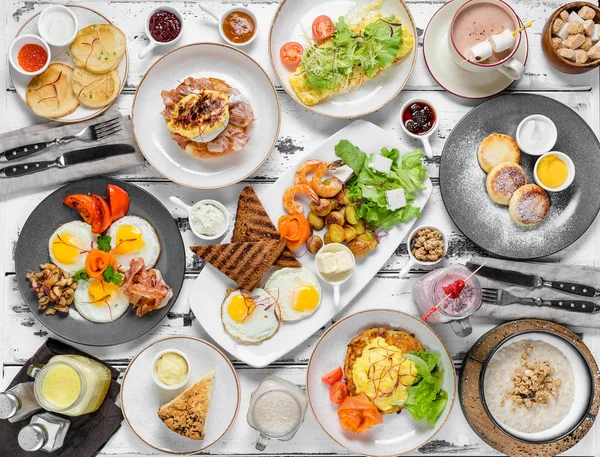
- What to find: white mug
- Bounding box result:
[448,0,524,80]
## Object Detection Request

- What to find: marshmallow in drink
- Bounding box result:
[467,40,493,62]
[489,29,515,52]
[556,22,570,41]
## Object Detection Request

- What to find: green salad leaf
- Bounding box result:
[404,350,448,425]
[301,15,404,91]
[335,140,428,229]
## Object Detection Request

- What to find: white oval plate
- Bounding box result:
[121,336,240,454]
[269,0,417,118]
[11,5,129,123]
[132,43,280,189]
[423,0,529,99]
[307,309,456,457]
[188,120,432,368]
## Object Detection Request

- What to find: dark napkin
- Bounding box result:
[0,338,123,457]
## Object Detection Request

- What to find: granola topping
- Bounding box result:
[410,228,445,262]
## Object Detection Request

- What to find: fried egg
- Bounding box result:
[221,288,279,344]
[74,278,130,323]
[107,216,160,271]
[48,221,97,274]
[352,337,417,413]
[166,91,230,143]
[265,267,321,321]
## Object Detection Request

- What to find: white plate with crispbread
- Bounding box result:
[11,5,128,123]
[189,120,433,368]
[120,336,240,454]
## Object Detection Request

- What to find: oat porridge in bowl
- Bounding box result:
[482,333,592,442]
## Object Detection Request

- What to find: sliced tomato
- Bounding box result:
[280,42,304,68]
[312,15,335,41]
[106,184,130,223]
[322,366,343,386]
[63,194,98,225]
[330,381,349,404]
[91,195,112,234]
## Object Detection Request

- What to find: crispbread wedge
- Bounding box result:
[190,239,286,290]
[72,67,121,109]
[158,370,215,440]
[233,186,301,268]
[70,24,126,74]
[26,63,79,119]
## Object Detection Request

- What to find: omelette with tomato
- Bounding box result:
[282,11,415,106]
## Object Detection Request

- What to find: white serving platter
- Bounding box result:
[11,5,128,123]
[189,120,432,367]
[269,0,418,118]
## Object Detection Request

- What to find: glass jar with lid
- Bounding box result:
[29,354,111,417]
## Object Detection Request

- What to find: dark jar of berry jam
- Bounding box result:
[402,101,436,135]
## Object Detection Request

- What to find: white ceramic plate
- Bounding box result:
[269,0,417,118]
[189,120,432,367]
[120,336,240,454]
[307,309,456,456]
[423,0,529,99]
[132,43,280,189]
[11,5,128,123]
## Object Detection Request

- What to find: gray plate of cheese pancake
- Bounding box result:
[440,94,600,259]
[15,177,185,346]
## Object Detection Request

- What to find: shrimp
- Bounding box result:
[311,161,344,198]
[283,184,318,214]
[294,159,323,185]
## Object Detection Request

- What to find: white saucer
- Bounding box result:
[423,0,529,99]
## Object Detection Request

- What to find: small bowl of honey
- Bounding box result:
[199,5,257,47]
[534,151,575,192]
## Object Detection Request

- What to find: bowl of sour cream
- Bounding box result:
[169,196,229,240]
[516,115,558,156]
[38,5,78,47]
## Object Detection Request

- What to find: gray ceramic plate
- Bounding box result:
[15,177,185,346]
[440,94,600,259]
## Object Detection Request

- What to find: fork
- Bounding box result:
[1,117,122,162]
[481,287,600,314]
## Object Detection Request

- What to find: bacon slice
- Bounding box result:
[120,258,173,317]
[229,102,255,128]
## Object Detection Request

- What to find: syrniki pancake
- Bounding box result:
[26,63,79,118]
[72,67,121,109]
[486,162,527,205]
[509,184,550,226]
[70,24,126,74]
[478,133,520,173]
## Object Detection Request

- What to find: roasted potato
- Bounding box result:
[310,199,334,217]
[345,205,359,225]
[352,219,366,235]
[307,211,325,230]
[335,187,351,206]
[306,235,323,254]
[324,231,332,245]
[344,225,357,242]
[328,224,345,243]
[325,210,345,227]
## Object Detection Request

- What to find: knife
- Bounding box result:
[466,262,600,298]
[0,144,135,178]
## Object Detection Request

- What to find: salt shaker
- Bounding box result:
[0,382,42,423]
[18,412,70,453]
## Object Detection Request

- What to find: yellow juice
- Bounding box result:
[41,364,81,409]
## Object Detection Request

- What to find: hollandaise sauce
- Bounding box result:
[34,355,111,417]
[352,337,417,413]
[155,352,189,386]
[537,154,568,189]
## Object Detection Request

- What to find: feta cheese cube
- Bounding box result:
[333,164,354,183]
[386,188,406,210]
[368,155,393,175]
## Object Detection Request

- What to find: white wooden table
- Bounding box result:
[1,0,599,455]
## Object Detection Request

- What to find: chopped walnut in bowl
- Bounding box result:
[410,228,446,262]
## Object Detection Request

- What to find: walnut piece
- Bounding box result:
[410,228,445,262]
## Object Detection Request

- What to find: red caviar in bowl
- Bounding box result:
[18,43,48,72]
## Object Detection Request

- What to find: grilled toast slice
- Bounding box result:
[190,239,286,290]
[233,186,301,268]
[158,370,215,440]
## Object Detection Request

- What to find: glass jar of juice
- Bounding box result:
[412,265,482,337]
[29,355,111,417]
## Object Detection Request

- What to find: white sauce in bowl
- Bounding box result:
[39,7,77,46]
[191,203,226,237]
